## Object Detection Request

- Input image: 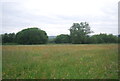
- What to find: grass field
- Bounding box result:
[2,44,118,79]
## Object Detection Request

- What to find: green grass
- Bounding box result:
[2,44,118,79]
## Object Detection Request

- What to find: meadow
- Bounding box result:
[2,44,118,79]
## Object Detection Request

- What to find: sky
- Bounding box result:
[0,0,119,36]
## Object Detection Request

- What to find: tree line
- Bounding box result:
[1,22,120,45]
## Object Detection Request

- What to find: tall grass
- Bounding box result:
[2,44,118,79]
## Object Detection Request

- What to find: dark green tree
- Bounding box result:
[15,27,48,44]
[90,33,118,43]
[69,22,93,44]
[118,34,120,43]
[2,33,15,43]
[2,33,8,43]
[55,34,70,43]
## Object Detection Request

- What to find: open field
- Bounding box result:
[2,44,118,79]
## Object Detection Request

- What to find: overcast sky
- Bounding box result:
[0,0,119,36]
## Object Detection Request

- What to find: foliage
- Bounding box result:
[2,33,16,43]
[118,34,120,43]
[90,33,118,43]
[1,23,119,44]
[15,28,48,44]
[69,22,93,44]
[55,34,70,43]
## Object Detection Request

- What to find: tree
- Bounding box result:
[118,34,120,43]
[106,34,117,43]
[90,33,118,43]
[69,22,93,44]
[55,34,70,43]
[15,27,48,44]
[2,33,15,43]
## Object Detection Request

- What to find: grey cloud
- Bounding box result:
[1,1,118,35]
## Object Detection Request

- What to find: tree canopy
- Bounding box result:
[55,34,70,43]
[1,23,119,45]
[69,22,93,44]
[2,33,15,43]
[90,33,118,43]
[15,27,48,44]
